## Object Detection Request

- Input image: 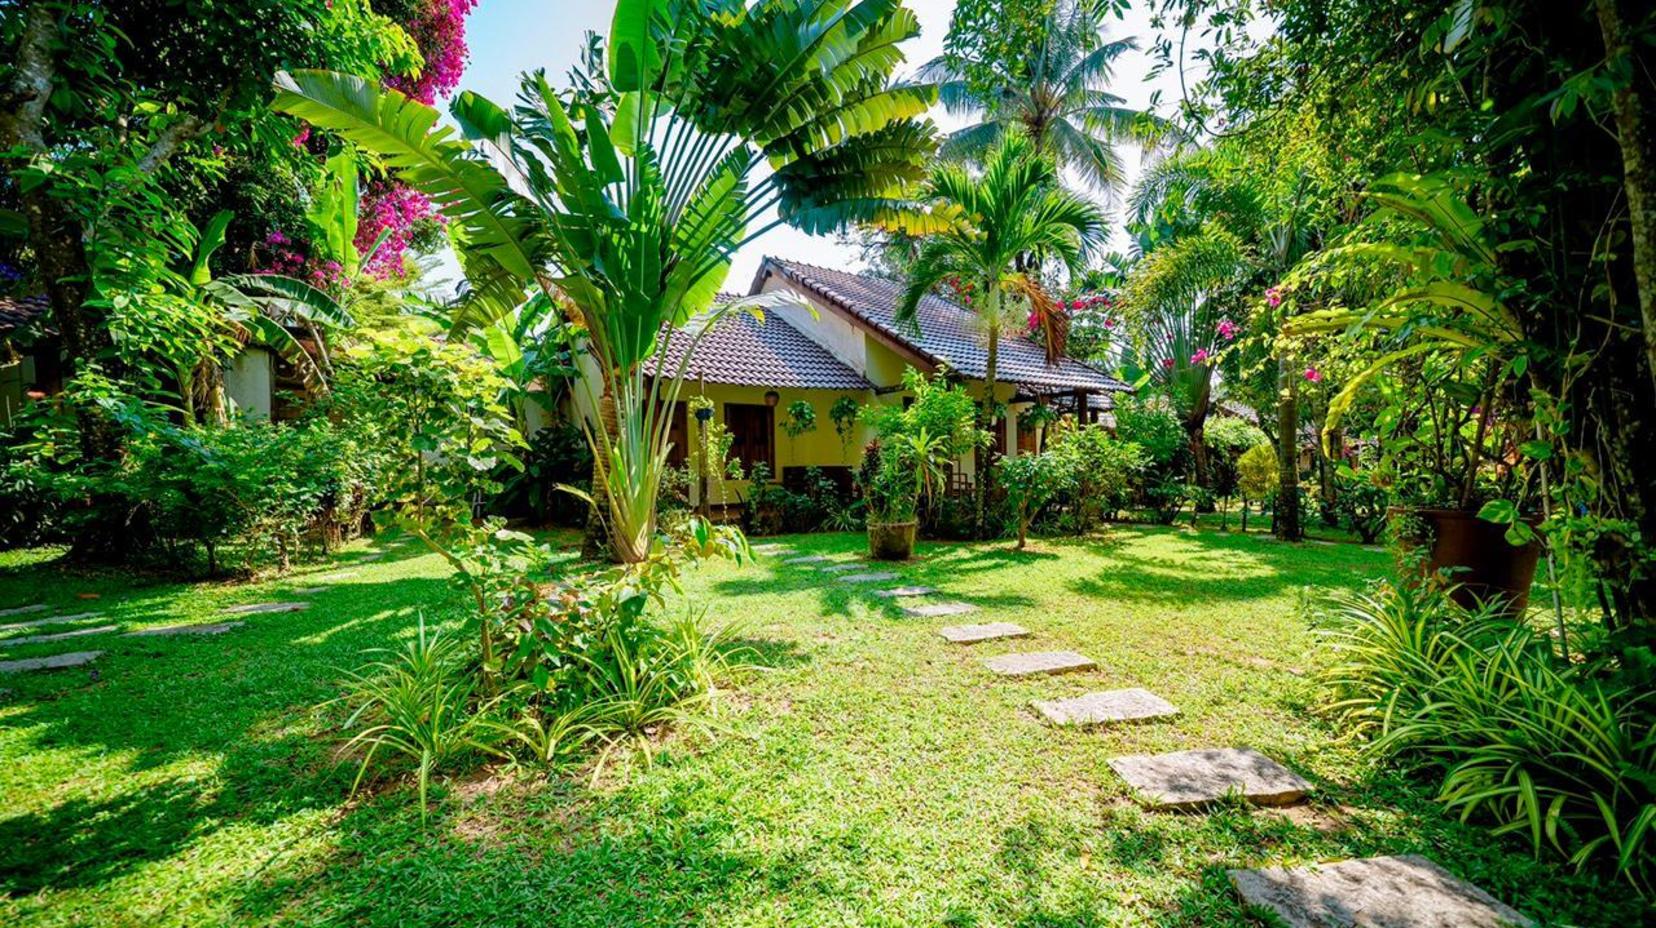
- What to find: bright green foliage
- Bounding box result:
[1236,443,1277,503]
[1321,583,1656,893]
[1046,422,1144,532]
[996,451,1073,547]
[272,0,939,561]
[1112,395,1185,470]
[339,615,503,820]
[859,369,987,524]
[782,400,818,441]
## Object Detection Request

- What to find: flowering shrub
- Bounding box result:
[356,181,440,277]
[386,0,480,104]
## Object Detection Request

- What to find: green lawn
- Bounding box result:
[0,528,1643,926]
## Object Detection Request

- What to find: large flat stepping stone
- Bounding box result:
[223,602,309,615]
[0,603,48,618]
[3,624,118,646]
[1228,854,1533,927]
[751,543,790,554]
[984,650,1096,677]
[319,570,360,581]
[815,563,864,573]
[1034,688,1179,727]
[127,621,243,637]
[0,611,103,632]
[872,586,937,598]
[1108,747,1311,810]
[903,601,978,618]
[838,571,899,583]
[0,650,103,673]
[289,587,330,596]
[939,622,1029,644]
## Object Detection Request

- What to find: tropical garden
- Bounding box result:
[0,0,1652,925]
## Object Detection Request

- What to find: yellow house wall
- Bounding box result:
[680,381,878,507]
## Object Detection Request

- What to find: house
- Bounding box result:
[619,257,1132,508]
[1,293,297,425]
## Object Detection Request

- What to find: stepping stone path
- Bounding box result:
[939,622,1029,644]
[1228,854,1533,928]
[786,555,832,565]
[0,603,48,618]
[1108,747,1311,810]
[816,563,864,573]
[289,587,330,596]
[0,611,103,632]
[2,625,118,647]
[983,651,1096,677]
[127,621,243,637]
[838,571,899,583]
[871,586,936,598]
[223,602,309,615]
[319,570,360,581]
[0,651,102,674]
[357,552,385,563]
[752,543,789,554]
[1033,688,1179,727]
[903,601,978,618]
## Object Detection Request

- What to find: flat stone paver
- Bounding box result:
[1108,747,1311,810]
[983,650,1097,677]
[289,587,330,596]
[939,622,1029,644]
[1228,854,1534,927]
[0,603,48,618]
[319,570,360,581]
[0,611,103,632]
[358,552,385,562]
[0,650,102,673]
[222,602,309,615]
[785,555,832,564]
[1033,688,1179,727]
[903,601,979,618]
[3,625,118,646]
[126,621,243,637]
[838,571,899,583]
[752,543,789,554]
[872,586,937,598]
[815,563,864,573]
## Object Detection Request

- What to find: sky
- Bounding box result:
[450,0,1199,292]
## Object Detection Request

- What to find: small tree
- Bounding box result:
[1236,443,1277,533]
[996,452,1071,548]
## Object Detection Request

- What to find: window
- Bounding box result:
[724,403,775,475]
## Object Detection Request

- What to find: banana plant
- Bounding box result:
[273,0,938,561]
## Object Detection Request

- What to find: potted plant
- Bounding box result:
[857,370,987,559]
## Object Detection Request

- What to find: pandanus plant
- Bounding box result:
[272,0,937,561]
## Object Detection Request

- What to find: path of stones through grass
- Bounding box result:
[766,542,1538,928]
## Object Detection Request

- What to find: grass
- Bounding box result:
[0,526,1645,926]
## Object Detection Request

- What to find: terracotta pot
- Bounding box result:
[867,520,917,561]
[1390,506,1541,615]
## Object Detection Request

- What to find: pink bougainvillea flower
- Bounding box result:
[1069,299,1083,310]
[291,125,311,148]
[1266,287,1282,308]
[1103,317,1116,329]
[1304,367,1322,382]
[387,0,482,103]
[1191,348,1211,365]
[1217,318,1238,340]
[1161,357,1176,369]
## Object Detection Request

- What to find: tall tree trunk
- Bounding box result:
[581,386,618,562]
[1185,367,1214,509]
[1596,0,1656,391]
[977,286,1001,540]
[1275,357,1302,541]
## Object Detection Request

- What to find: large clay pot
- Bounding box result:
[867,520,917,561]
[1391,507,1542,615]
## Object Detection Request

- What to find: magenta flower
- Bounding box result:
[1069,299,1083,310]
[1191,348,1211,365]
[1304,367,1322,382]
[1161,357,1176,369]
[291,125,312,148]
[1103,317,1116,329]
[1217,318,1238,340]
[1266,287,1282,308]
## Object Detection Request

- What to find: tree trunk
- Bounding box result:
[1275,358,1302,541]
[1185,367,1214,509]
[581,387,618,562]
[1596,0,1656,391]
[977,285,1001,540]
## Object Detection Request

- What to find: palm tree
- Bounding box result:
[896,131,1106,534]
[273,0,938,562]
[921,0,1158,194]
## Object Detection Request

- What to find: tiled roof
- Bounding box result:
[646,295,871,391]
[0,294,48,335]
[760,258,1132,395]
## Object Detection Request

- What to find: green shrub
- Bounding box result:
[1205,415,1268,498]
[996,451,1072,548]
[337,615,504,819]
[1332,471,1391,543]
[1321,583,1656,892]
[1047,424,1145,533]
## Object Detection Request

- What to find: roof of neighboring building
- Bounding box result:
[757,257,1132,396]
[646,294,872,391]
[0,295,48,335]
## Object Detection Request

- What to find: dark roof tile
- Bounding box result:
[646,296,871,391]
[0,294,49,335]
[761,258,1130,395]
